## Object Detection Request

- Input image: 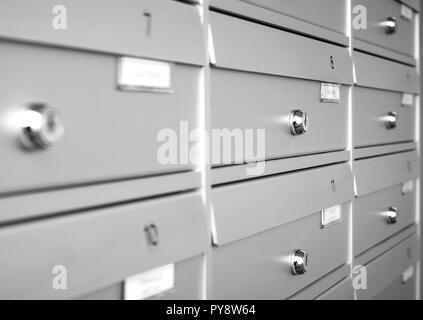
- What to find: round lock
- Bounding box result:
[387,207,398,225]
[289,109,309,136]
[385,16,398,34]
[385,111,397,129]
[290,249,310,275]
[20,104,65,150]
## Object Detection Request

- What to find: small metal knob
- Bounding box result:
[20,104,65,150]
[385,16,398,34]
[290,249,310,275]
[386,207,398,224]
[289,110,309,136]
[144,224,159,247]
[385,111,397,129]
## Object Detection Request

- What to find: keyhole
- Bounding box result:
[407,248,412,259]
[407,161,412,172]
[143,11,152,36]
[330,56,335,69]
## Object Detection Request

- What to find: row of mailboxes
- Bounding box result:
[351,0,420,300]
[208,1,354,299]
[0,0,209,300]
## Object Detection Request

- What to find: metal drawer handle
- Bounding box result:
[385,16,398,34]
[289,109,309,136]
[290,249,309,275]
[386,207,398,224]
[20,104,65,150]
[144,223,159,247]
[385,111,397,129]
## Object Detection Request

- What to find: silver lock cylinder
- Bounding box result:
[385,16,398,34]
[20,104,65,150]
[386,207,398,224]
[289,109,309,136]
[290,249,309,275]
[385,111,397,129]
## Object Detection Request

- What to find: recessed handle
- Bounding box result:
[386,207,398,224]
[289,109,309,136]
[290,249,310,275]
[20,103,65,150]
[385,111,397,129]
[385,16,398,34]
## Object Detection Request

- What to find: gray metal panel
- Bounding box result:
[211,207,349,299]
[353,0,416,59]
[372,273,416,300]
[419,5,423,300]
[316,277,355,300]
[212,151,350,185]
[289,265,350,300]
[239,0,347,35]
[209,0,349,46]
[210,12,354,84]
[0,192,208,299]
[354,142,417,159]
[357,234,418,300]
[398,0,420,11]
[0,0,206,65]
[212,163,354,245]
[354,51,419,93]
[211,69,348,164]
[354,87,416,148]
[77,255,203,300]
[353,38,417,66]
[0,171,201,224]
[77,284,123,300]
[355,224,417,265]
[0,41,199,194]
[354,151,420,197]
[354,183,416,256]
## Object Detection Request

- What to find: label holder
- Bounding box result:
[117,57,173,93]
[124,264,175,300]
[401,5,413,21]
[401,93,414,107]
[320,83,341,103]
[321,205,342,229]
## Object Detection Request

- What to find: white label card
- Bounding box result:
[402,180,414,194]
[118,57,172,92]
[401,93,414,107]
[321,83,341,103]
[401,5,413,21]
[402,266,414,283]
[124,264,175,300]
[321,205,342,228]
